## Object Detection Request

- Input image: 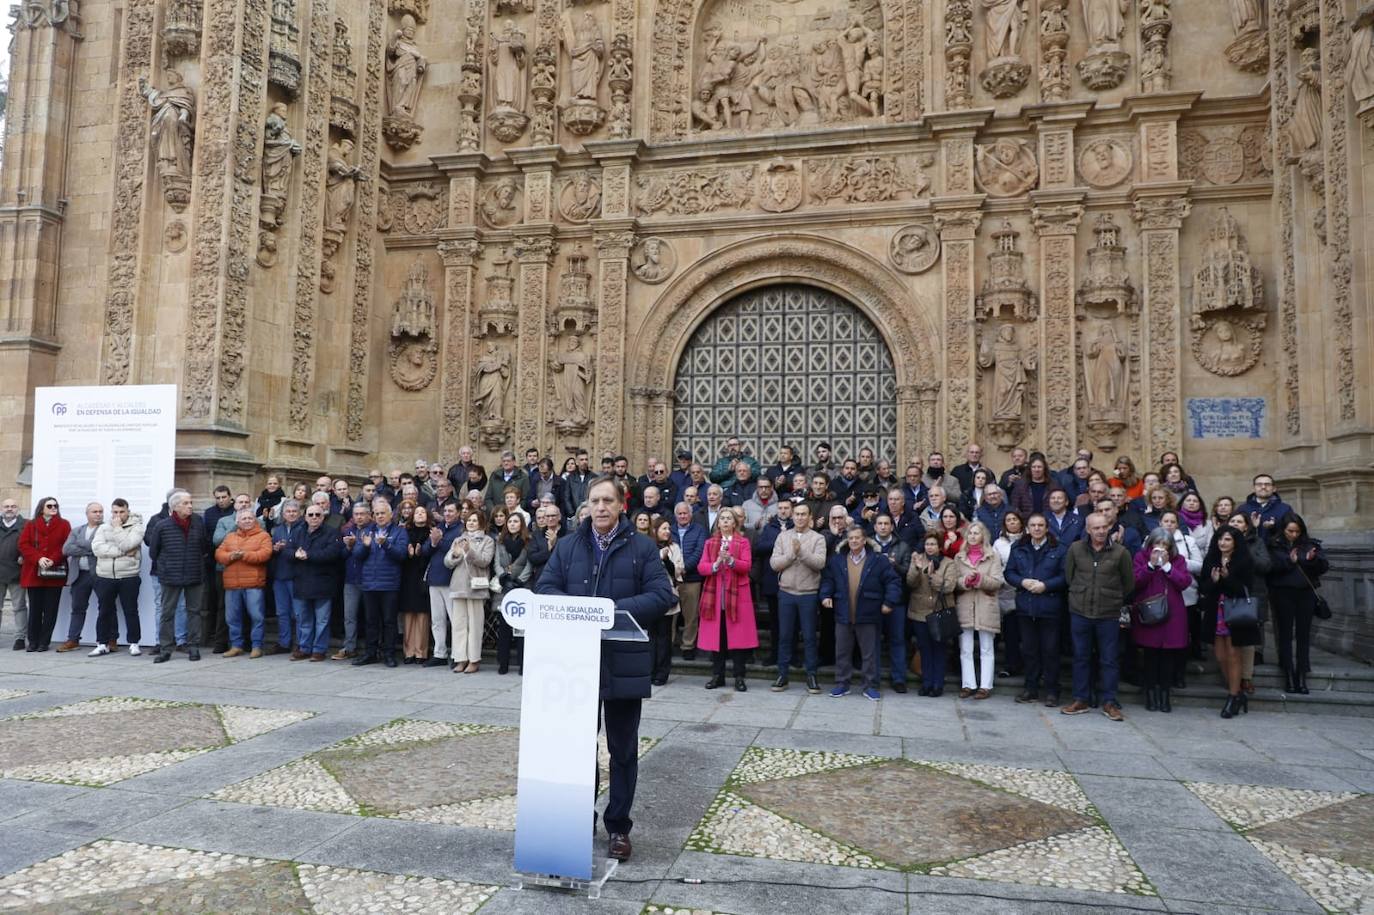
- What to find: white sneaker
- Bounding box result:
[88,644,109,657]
[128,644,142,656]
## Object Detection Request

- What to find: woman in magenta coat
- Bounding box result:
[19,496,72,652]
[1132,528,1193,714]
[697,506,758,692]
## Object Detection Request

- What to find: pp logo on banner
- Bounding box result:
[51,403,67,416]
[507,600,526,619]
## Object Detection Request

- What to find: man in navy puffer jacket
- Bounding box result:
[536,477,676,864]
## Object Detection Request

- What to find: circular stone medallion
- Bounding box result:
[889,224,941,274]
[1201,138,1246,185]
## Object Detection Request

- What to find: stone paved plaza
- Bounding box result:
[0,624,1370,914]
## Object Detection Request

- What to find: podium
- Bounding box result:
[499,588,647,897]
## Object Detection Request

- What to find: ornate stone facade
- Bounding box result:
[2,0,1373,650]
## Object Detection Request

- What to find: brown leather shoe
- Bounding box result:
[56,640,80,653]
[223,647,244,658]
[608,833,632,862]
[1060,700,1092,715]
[331,649,355,660]
[107,641,119,653]
[290,650,309,661]
[1102,702,1125,722]
[958,687,974,699]
[973,688,991,700]
[309,653,326,662]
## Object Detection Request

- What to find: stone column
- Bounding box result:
[181,0,273,429]
[437,236,482,460]
[508,148,560,226]
[933,209,983,455]
[593,228,635,458]
[512,232,557,451]
[1032,200,1084,468]
[896,385,921,465]
[916,382,941,460]
[0,4,83,486]
[1130,188,1191,464]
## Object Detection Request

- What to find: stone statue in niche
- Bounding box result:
[562,9,607,134]
[859,36,884,116]
[1224,0,1268,72]
[1353,5,1374,122]
[550,334,593,434]
[1189,208,1266,376]
[324,138,367,239]
[694,29,768,131]
[838,13,879,115]
[140,70,197,212]
[258,103,301,267]
[488,19,529,143]
[978,323,1036,450]
[479,177,522,229]
[473,342,512,423]
[1083,320,1129,448]
[1288,48,1322,152]
[974,138,1038,197]
[559,172,602,223]
[383,14,426,150]
[889,224,941,275]
[980,0,1031,98]
[631,237,676,285]
[1077,0,1130,90]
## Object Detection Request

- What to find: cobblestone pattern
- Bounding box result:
[921,759,1097,816]
[391,793,518,829]
[0,748,210,787]
[730,746,880,785]
[216,705,316,742]
[1185,781,1358,831]
[686,789,882,868]
[296,864,496,914]
[0,689,32,701]
[209,758,361,814]
[15,863,311,913]
[643,906,736,915]
[14,697,182,719]
[334,719,509,749]
[929,825,1155,895]
[1248,838,1374,915]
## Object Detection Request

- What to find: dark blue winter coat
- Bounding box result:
[421,520,463,587]
[146,514,209,587]
[535,517,677,701]
[819,546,903,626]
[290,523,343,601]
[1240,491,1292,532]
[1045,510,1084,546]
[270,519,304,580]
[673,521,707,583]
[975,501,1010,537]
[1004,538,1069,619]
[753,517,785,597]
[351,522,408,591]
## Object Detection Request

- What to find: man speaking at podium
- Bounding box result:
[535,476,677,863]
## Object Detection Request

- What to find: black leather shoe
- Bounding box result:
[734,677,748,692]
[930,686,944,697]
[1221,694,1238,719]
[187,648,200,661]
[608,833,632,861]
[705,674,725,689]
[770,676,789,692]
[497,663,509,675]
[25,644,37,652]
[806,674,821,694]
[423,657,446,668]
[11,639,23,651]
[892,682,908,694]
[1044,694,1060,708]
[1015,690,1038,704]
[1159,688,1172,713]
[352,655,378,667]
[682,649,696,661]
[1145,686,1158,711]
[918,685,930,696]
[1294,672,1309,695]
[384,656,398,668]
[153,652,172,663]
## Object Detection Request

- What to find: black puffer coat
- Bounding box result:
[535,517,677,700]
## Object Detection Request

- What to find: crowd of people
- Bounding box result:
[0,440,1333,721]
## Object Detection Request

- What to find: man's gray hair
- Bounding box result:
[282,499,301,511]
[236,508,256,521]
[500,450,515,461]
[168,490,192,509]
[310,492,329,505]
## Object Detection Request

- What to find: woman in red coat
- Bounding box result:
[19,496,71,652]
[697,507,758,692]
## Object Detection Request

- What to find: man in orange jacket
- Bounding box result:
[215,510,273,658]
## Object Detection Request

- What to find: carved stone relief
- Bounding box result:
[479,176,523,228]
[321,138,367,292]
[389,259,438,391]
[945,0,974,109]
[165,220,188,252]
[562,7,607,135]
[258,102,301,267]
[1188,209,1266,378]
[889,224,941,275]
[1081,319,1131,447]
[757,159,803,213]
[478,251,518,336]
[1288,47,1322,153]
[631,237,676,284]
[383,13,426,150]
[1077,136,1132,188]
[1354,6,1374,128]
[980,0,1031,97]
[552,247,597,334]
[1224,0,1268,72]
[376,181,447,234]
[977,323,1037,449]
[558,171,602,223]
[1076,0,1130,90]
[976,219,1037,322]
[390,0,428,22]
[607,31,633,139]
[1039,0,1070,102]
[808,154,932,204]
[550,333,594,435]
[456,0,486,151]
[974,138,1038,198]
[331,18,360,136]
[473,341,514,448]
[140,70,196,212]
[269,0,302,98]
[1139,0,1171,93]
[488,18,529,142]
[635,166,755,216]
[1076,213,1136,318]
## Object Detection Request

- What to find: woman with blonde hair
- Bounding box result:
[952,520,1004,699]
[697,507,757,692]
[444,508,495,673]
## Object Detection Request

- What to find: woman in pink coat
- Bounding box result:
[697,507,758,692]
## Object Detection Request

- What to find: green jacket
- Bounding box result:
[1064,540,1133,620]
[709,453,761,484]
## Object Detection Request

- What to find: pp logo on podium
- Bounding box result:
[506,600,526,619]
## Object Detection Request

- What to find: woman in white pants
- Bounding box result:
[444,509,495,673]
[953,521,1005,699]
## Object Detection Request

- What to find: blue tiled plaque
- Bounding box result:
[1186,397,1266,439]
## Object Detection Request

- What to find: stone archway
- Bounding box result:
[627,233,940,465]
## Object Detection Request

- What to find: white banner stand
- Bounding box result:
[500,588,647,898]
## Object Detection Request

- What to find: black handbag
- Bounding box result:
[926,596,960,643]
[1132,592,1168,626]
[1223,590,1260,628]
[1297,566,1332,620]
